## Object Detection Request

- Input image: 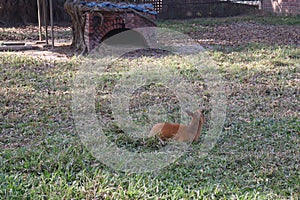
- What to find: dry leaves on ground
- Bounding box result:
[191,22,300,46]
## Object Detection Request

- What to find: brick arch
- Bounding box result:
[101,28,130,42]
[84,12,156,52]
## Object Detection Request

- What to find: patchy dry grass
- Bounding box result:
[1,15,299,199]
[0,25,72,42]
[158,14,300,31]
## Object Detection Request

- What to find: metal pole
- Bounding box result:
[37,0,42,41]
[43,0,48,44]
[49,0,54,48]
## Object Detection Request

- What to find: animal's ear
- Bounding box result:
[198,106,204,112]
[185,110,193,116]
[200,111,205,122]
[199,107,209,114]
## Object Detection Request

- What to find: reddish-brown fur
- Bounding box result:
[149,109,204,142]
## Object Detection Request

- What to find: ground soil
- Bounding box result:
[0,19,299,60]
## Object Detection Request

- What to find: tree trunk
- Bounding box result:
[64,0,87,53]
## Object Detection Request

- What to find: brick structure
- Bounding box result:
[84,11,156,52]
[261,0,300,15]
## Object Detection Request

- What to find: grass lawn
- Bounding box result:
[0,15,299,199]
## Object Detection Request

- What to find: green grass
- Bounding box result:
[1,15,299,199]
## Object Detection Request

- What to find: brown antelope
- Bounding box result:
[149,109,204,143]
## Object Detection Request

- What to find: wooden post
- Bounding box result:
[37,0,42,41]
[43,0,48,44]
[49,0,54,48]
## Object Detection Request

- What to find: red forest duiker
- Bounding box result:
[149,109,204,143]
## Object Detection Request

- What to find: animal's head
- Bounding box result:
[185,109,204,121]
[185,109,205,142]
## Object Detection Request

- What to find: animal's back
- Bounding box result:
[149,122,182,139]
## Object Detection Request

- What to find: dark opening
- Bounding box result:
[102,28,149,47]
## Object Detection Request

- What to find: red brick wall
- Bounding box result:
[84,11,156,51]
[262,0,300,15]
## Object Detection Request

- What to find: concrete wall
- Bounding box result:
[261,0,300,15]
